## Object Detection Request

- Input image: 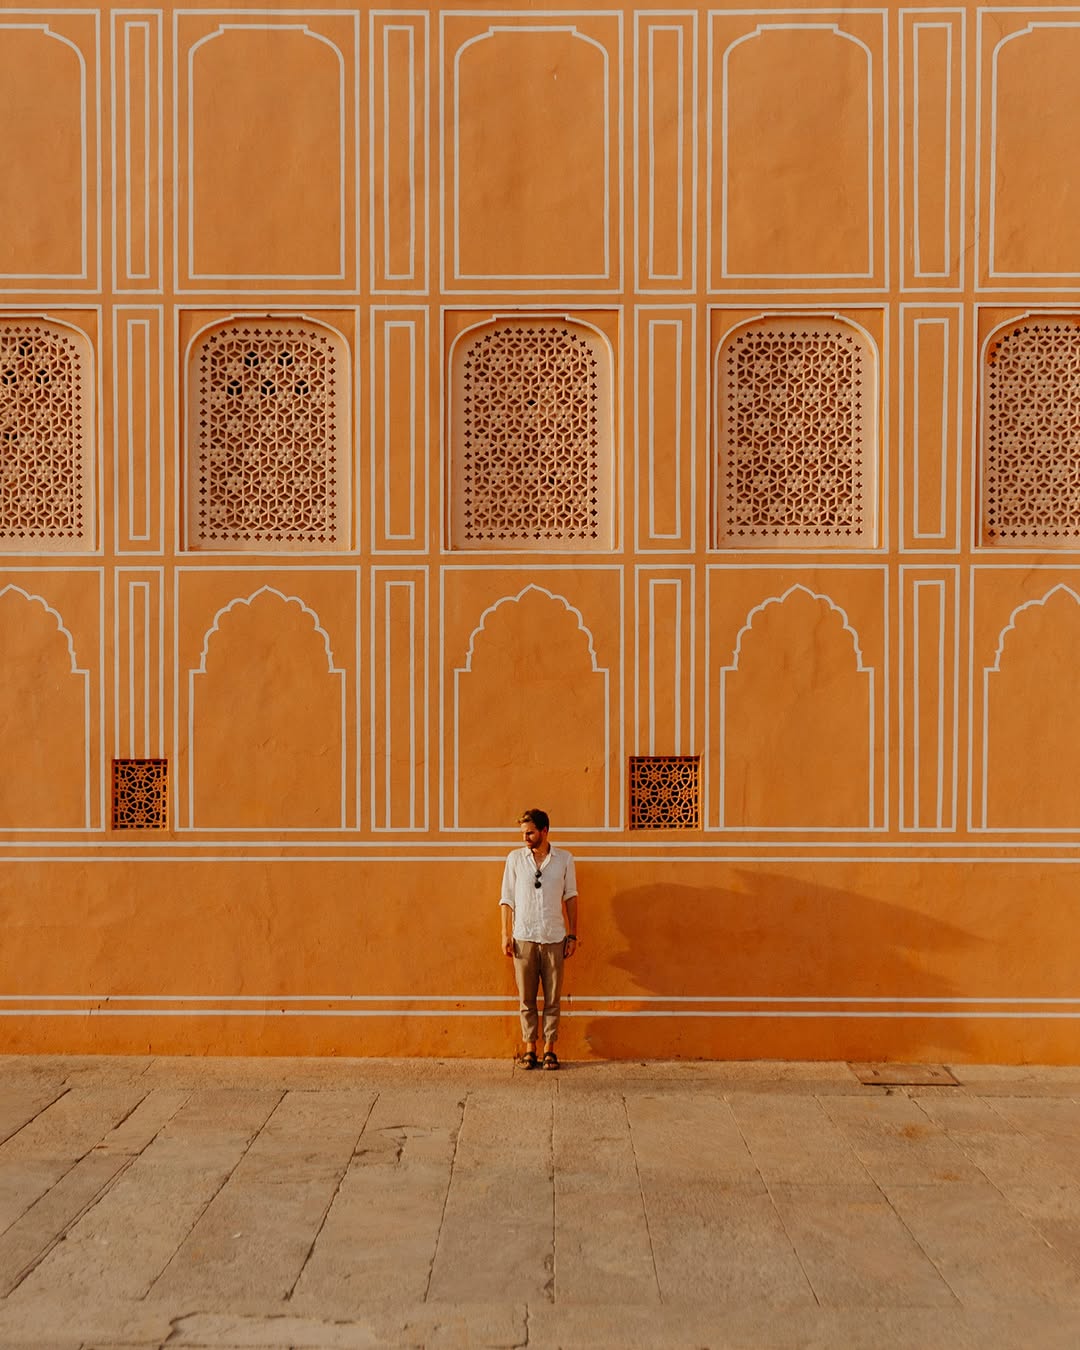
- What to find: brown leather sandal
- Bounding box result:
[542,1050,559,1071]
[518,1050,538,1070]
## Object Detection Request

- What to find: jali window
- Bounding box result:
[450,319,614,550]
[983,319,1080,547]
[0,319,93,551]
[187,319,349,550]
[716,317,876,548]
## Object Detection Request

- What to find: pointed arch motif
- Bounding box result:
[0,585,90,828]
[188,587,346,829]
[452,585,610,829]
[981,584,1080,829]
[718,585,876,829]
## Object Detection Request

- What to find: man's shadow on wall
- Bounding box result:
[581,871,983,1062]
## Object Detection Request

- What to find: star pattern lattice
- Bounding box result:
[0,324,87,544]
[984,322,1080,544]
[459,325,603,545]
[192,326,340,547]
[629,756,701,829]
[719,323,869,545]
[112,759,168,830]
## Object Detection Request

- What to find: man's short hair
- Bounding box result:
[518,808,550,833]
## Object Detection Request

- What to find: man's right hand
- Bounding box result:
[502,937,514,957]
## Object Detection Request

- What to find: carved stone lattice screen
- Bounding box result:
[983,320,1080,546]
[112,759,168,829]
[0,321,92,551]
[451,320,613,550]
[717,317,875,547]
[188,321,348,550]
[629,756,701,829]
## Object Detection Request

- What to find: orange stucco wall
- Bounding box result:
[0,1,1078,1061]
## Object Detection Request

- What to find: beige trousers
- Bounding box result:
[512,939,565,1043]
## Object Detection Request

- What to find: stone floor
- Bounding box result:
[1,1056,1079,1348]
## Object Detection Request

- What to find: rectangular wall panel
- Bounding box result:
[900,305,962,550]
[370,12,428,292]
[113,307,164,553]
[112,11,161,290]
[635,567,694,755]
[900,567,959,831]
[901,11,965,289]
[635,306,694,551]
[371,307,428,551]
[635,12,696,291]
[371,567,428,830]
[114,569,164,760]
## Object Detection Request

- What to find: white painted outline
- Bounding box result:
[716,584,878,831]
[713,16,881,284]
[370,11,430,295]
[634,567,695,758]
[439,564,623,833]
[113,568,165,763]
[451,583,611,829]
[899,303,964,553]
[370,566,430,833]
[441,11,623,294]
[0,581,93,831]
[0,15,96,284]
[185,585,348,832]
[899,568,960,833]
[986,17,1080,282]
[632,12,697,292]
[634,305,696,554]
[111,11,162,290]
[173,9,359,295]
[370,308,428,551]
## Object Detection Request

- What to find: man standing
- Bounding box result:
[500,808,579,1070]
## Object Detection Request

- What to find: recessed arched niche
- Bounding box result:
[453,586,609,828]
[0,587,88,828]
[189,588,345,829]
[720,586,873,828]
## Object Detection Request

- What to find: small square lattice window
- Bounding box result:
[112,759,168,830]
[629,756,701,830]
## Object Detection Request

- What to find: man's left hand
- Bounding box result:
[564,936,578,958]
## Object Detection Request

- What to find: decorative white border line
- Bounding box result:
[705,563,890,833]
[440,11,623,294]
[898,303,964,552]
[369,566,430,832]
[172,9,359,294]
[1,995,1076,1020]
[899,567,960,833]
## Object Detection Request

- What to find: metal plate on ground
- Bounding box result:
[850,1063,960,1087]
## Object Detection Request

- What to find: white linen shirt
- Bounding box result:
[500,845,578,944]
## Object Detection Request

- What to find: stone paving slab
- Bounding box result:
[0,1056,1077,1348]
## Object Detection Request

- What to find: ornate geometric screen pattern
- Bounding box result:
[984,320,1080,546]
[0,322,91,550]
[112,759,168,829]
[452,321,612,550]
[717,318,874,547]
[189,322,347,550]
[629,756,701,829]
